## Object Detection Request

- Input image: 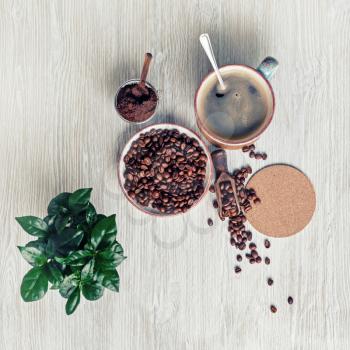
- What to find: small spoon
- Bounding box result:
[132,52,153,97]
[199,33,226,94]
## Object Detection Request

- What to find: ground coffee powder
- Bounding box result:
[116,83,157,122]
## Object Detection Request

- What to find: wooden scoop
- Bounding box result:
[211,149,241,220]
[132,53,153,97]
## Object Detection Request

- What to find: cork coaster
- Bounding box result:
[245,165,316,237]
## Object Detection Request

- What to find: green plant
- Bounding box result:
[16,188,126,315]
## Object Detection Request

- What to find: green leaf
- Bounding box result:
[86,203,97,225]
[81,281,104,301]
[18,246,47,267]
[55,250,93,266]
[20,266,48,302]
[96,214,106,221]
[81,258,95,281]
[59,273,80,299]
[96,247,126,270]
[26,239,47,254]
[44,215,56,231]
[110,241,124,255]
[48,192,70,216]
[68,188,92,213]
[91,215,117,250]
[45,262,64,287]
[48,228,84,256]
[54,215,71,234]
[16,216,48,238]
[96,269,119,292]
[65,287,80,315]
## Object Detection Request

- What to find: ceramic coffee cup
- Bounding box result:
[194,57,278,149]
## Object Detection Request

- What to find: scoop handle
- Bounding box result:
[211,149,228,177]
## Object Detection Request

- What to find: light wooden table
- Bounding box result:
[1,0,349,349]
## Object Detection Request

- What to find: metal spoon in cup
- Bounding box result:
[199,33,227,95]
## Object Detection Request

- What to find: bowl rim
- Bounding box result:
[117,122,213,217]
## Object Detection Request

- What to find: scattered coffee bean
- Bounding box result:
[288,296,293,304]
[253,198,261,204]
[249,242,256,250]
[249,258,255,264]
[236,254,242,262]
[213,200,218,209]
[264,239,271,248]
[256,256,262,263]
[270,305,277,313]
[262,153,267,160]
[249,144,255,151]
[209,184,215,193]
[265,257,271,265]
[251,250,258,259]
[234,266,241,273]
[207,218,213,226]
[267,278,273,286]
[255,153,263,160]
[242,145,250,152]
[249,151,255,158]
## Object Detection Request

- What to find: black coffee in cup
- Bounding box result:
[196,66,274,143]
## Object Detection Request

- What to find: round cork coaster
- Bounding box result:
[245,165,316,238]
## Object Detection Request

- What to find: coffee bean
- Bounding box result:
[253,198,261,204]
[213,200,218,209]
[209,185,215,193]
[265,257,270,265]
[249,144,255,151]
[252,250,258,259]
[242,145,250,152]
[236,254,242,262]
[267,278,273,286]
[249,258,255,264]
[255,153,263,160]
[234,266,241,273]
[207,218,213,226]
[288,296,293,304]
[262,153,267,160]
[264,239,271,248]
[238,243,246,250]
[256,256,262,263]
[249,242,256,250]
[249,151,255,158]
[270,305,277,313]
[246,166,252,174]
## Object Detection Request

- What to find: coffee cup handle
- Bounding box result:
[257,56,279,80]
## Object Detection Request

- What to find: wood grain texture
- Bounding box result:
[0,0,349,349]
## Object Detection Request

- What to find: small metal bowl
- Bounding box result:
[118,123,213,217]
[114,78,159,124]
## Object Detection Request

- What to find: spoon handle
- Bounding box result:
[199,33,225,89]
[140,52,153,87]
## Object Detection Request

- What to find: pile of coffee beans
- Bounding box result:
[208,151,294,313]
[123,128,207,214]
[219,180,240,217]
[242,144,267,160]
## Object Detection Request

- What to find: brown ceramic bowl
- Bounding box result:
[118,123,213,216]
[194,64,276,149]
